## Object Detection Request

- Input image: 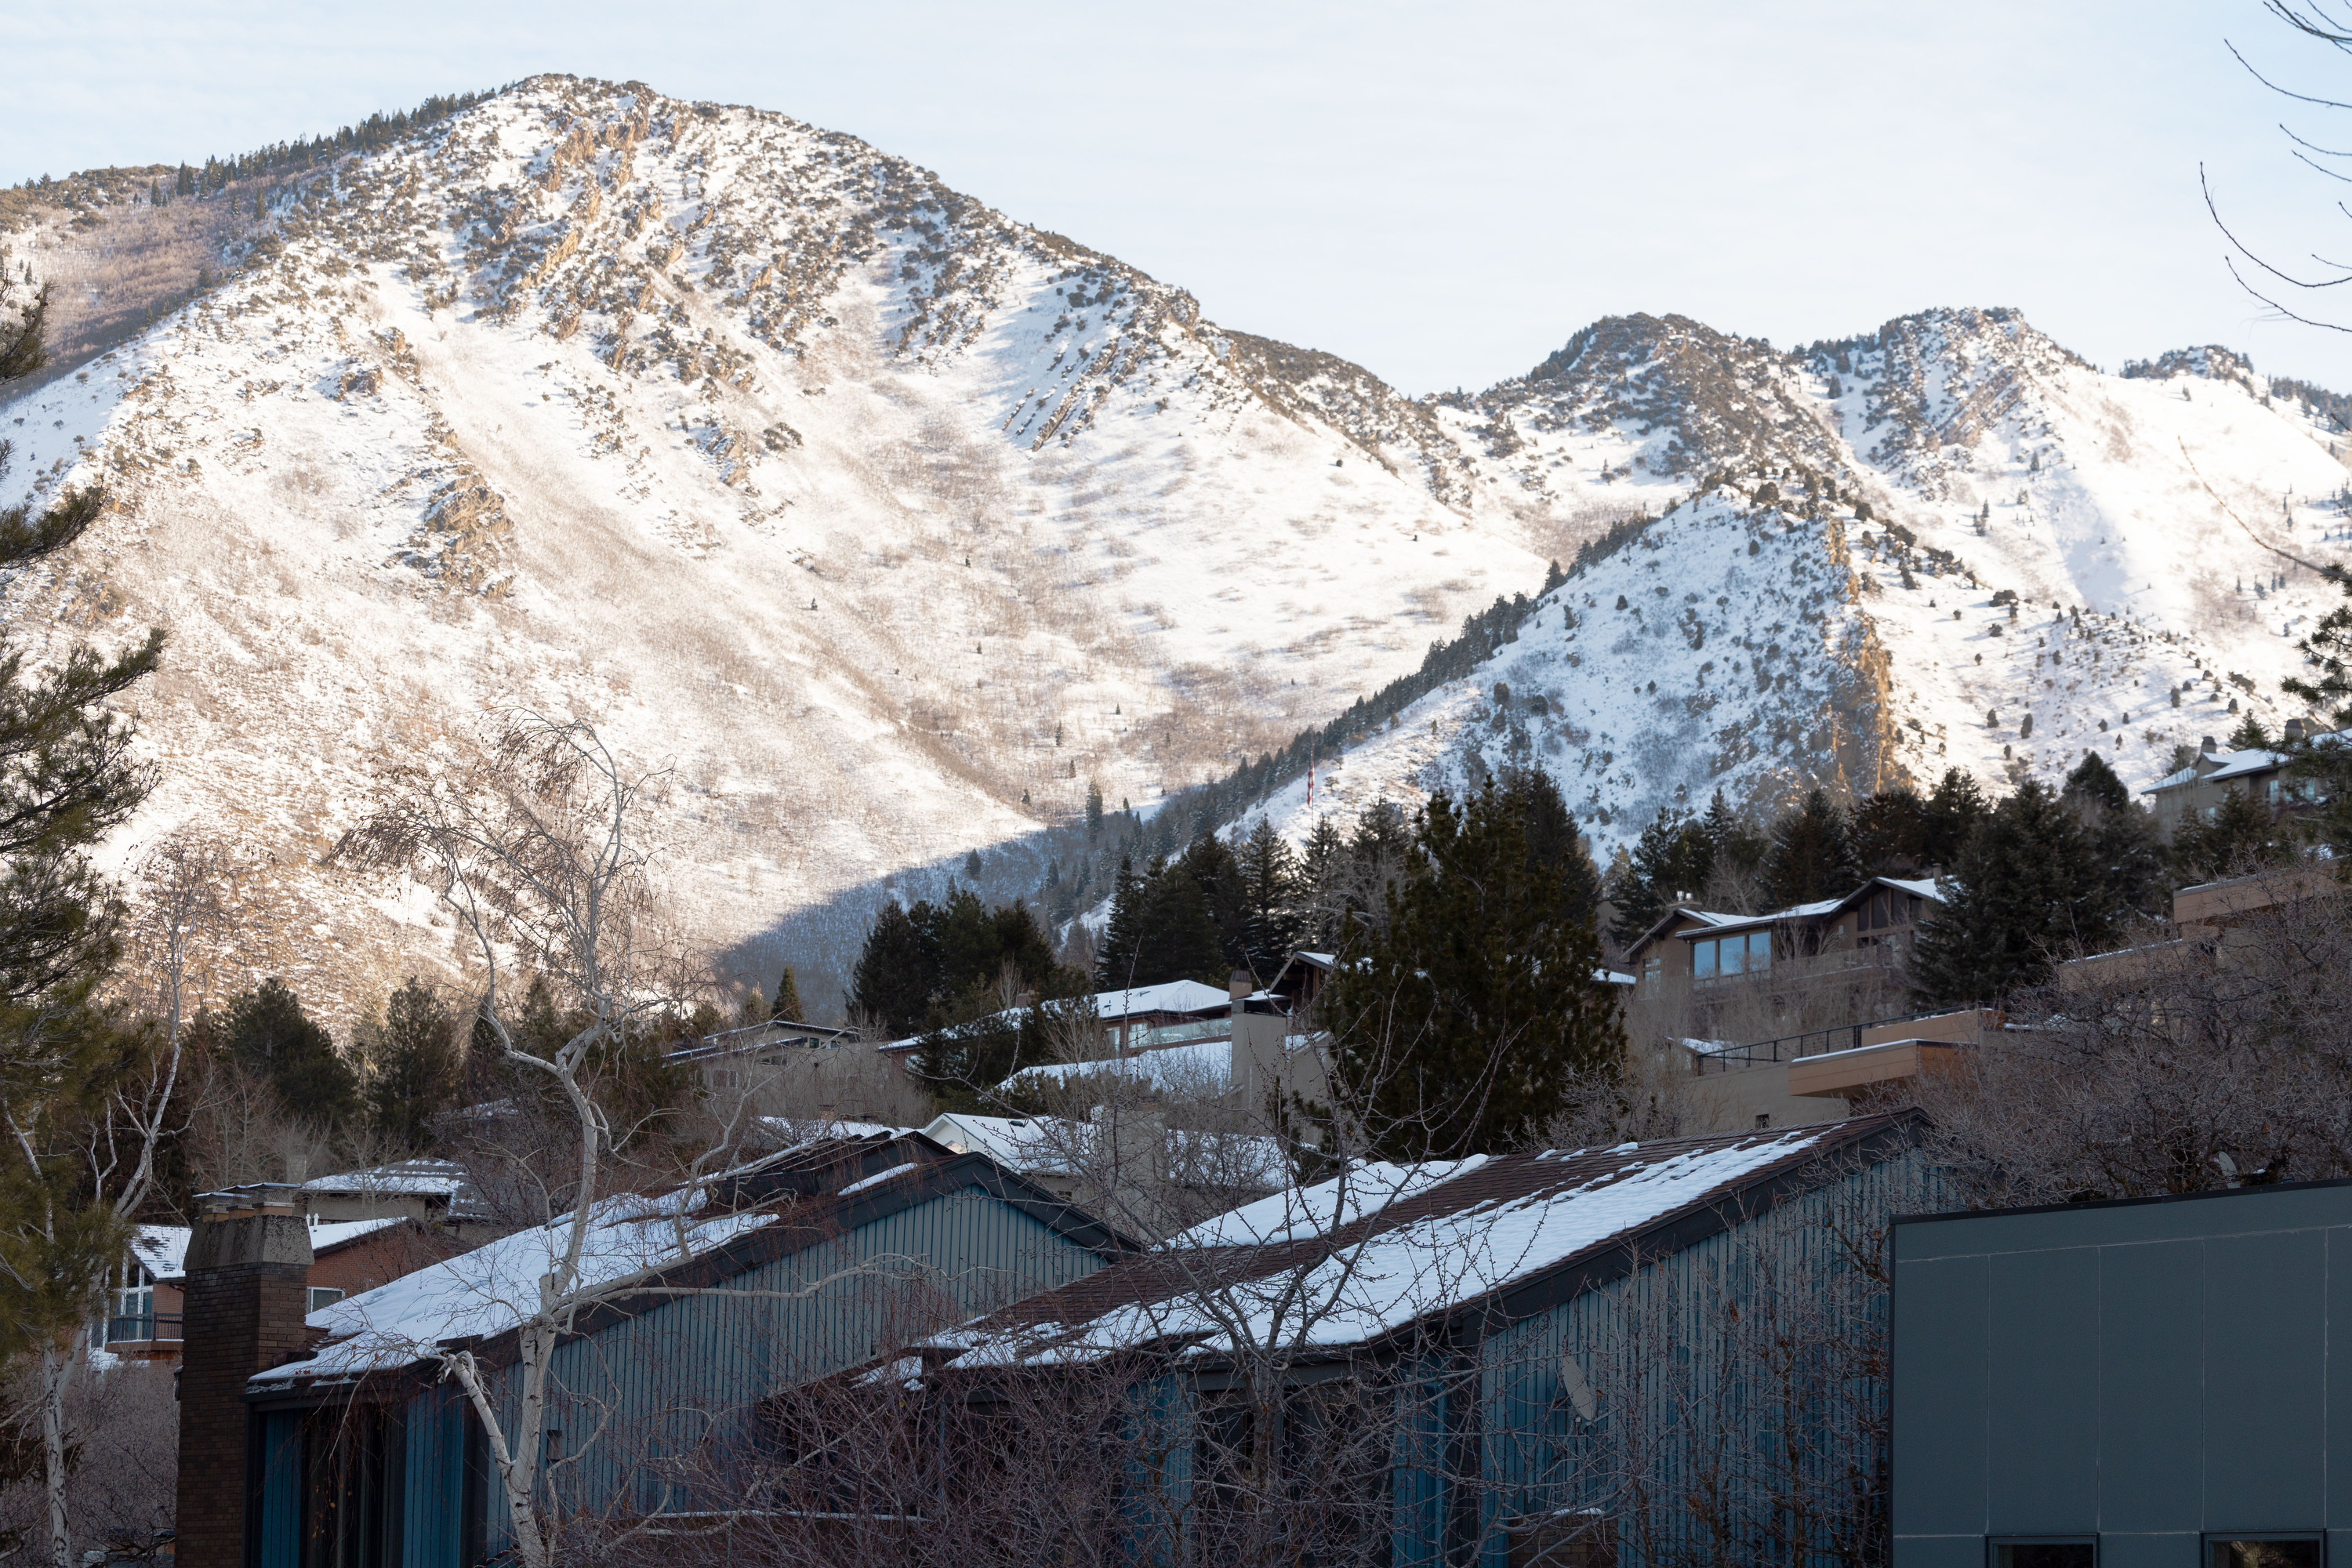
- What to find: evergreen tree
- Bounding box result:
[359,978,459,1151]
[1175,833,1249,973]
[1236,818,1305,975]
[2171,786,2290,881]
[1323,783,1625,1160]
[1094,852,1224,989]
[848,902,938,1038]
[1850,786,1930,876]
[1085,781,1104,837]
[2227,713,2273,751]
[1762,789,1860,907]
[175,163,194,198]
[770,966,805,1023]
[222,978,358,1123]
[1700,789,1768,881]
[2061,751,2169,924]
[1299,815,1348,947]
[1919,768,1988,869]
[1606,806,1714,943]
[963,848,982,880]
[1909,780,2107,1004]
[1496,765,1604,928]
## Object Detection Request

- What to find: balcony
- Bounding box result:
[101,1313,183,1356]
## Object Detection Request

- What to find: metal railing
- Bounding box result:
[103,1313,182,1345]
[1690,1011,1948,1074]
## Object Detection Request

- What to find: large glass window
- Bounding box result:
[308,1287,344,1315]
[1692,931,1772,980]
[2208,1537,2322,1568]
[1992,1541,2095,1568]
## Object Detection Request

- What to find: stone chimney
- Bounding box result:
[1227,969,1252,1003]
[2201,735,2218,755]
[2285,717,2308,744]
[176,1187,315,1568]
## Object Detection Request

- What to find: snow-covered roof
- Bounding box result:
[253,1186,784,1382]
[880,978,1236,1054]
[132,1225,190,1283]
[132,1215,408,1283]
[303,1159,470,1197]
[920,1112,1082,1174]
[1005,1037,1247,1095]
[2150,746,2289,792]
[924,1116,1917,1368]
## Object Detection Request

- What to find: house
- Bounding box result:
[1892,1178,2352,1567]
[920,1110,1083,1197]
[894,1112,1934,1568]
[96,1212,457,1365]
[664,1015,856,1094]
[299,1157,499,1245]
[877,977,1240,1072]
[1623,876,1943,1005]
[2057,860,2347,993]
[2143,724,2330,840]
[176,1129,1138,1568]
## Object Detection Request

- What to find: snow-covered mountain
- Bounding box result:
[1249,309,2352,852]
[3,79,2349,1011]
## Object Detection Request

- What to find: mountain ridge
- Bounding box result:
[2,75,2349,1017]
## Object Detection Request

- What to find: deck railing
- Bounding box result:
[1691,1011,1947,1074]
[103,1312,183,1345]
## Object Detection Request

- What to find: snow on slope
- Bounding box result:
[1240,314,2352,858]
[6,82,2352,1007]
[0,77,1548,1014]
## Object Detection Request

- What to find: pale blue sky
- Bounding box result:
[9,2,2351,395]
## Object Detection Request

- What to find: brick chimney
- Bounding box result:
[176,1187,314,1568]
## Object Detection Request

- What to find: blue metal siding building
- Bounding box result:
[243,1143,1127,1567]
[930,1114,1937,1568]
[1892,1179,2352,1568]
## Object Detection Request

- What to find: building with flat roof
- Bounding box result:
[1892,1178,2352,1568]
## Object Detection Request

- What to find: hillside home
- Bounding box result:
[664,1015,856,1096]
[2143,723,2331,840]
[179,1130,1137,1568]
[883,1112,1934,1568]
[100,1213,456,1365]
[1624,876,1943,1005]
[877,977,1241,1073]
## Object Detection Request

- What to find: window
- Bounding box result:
[2208,1537,2322,1568]
[1991,1541,2095,1568]
[1693,931,1773,979]
[107,1283,154,1344]
[308,1287,344,1315]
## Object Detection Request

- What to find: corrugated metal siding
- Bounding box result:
[1102,1147,1936,1568]
[257,1410,303,1568]
[1466,1147,1937,1568]
[474,1185,1106,1553]
[399,1384,467,1568]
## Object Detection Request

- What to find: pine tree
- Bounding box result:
[848,903,938,1038]
[1094,852,1224,989]
[1762,789,1860,907]
[359,978,459,1151]
[1236,818,1305,975]
[175,163,194,198]
[771,967,805,1023]
[1851,786,1929,876]
[2062,751,2168,924]
[223,978,358,1123]
[1496,765,1604,928]
[1323,784,1625,1159]
[1920,768,1987,869]
[1909,780,2106,1004]
[1300,815,1348,947]
[1606,806,1715,942]
[1085,780,1104,837]
[964,848,983,880]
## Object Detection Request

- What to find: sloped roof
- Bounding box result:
[249,1134,1138,1392]
[923,1113,1920,1369]
[2151,746,2289,792]
[881,980,1236,1054]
